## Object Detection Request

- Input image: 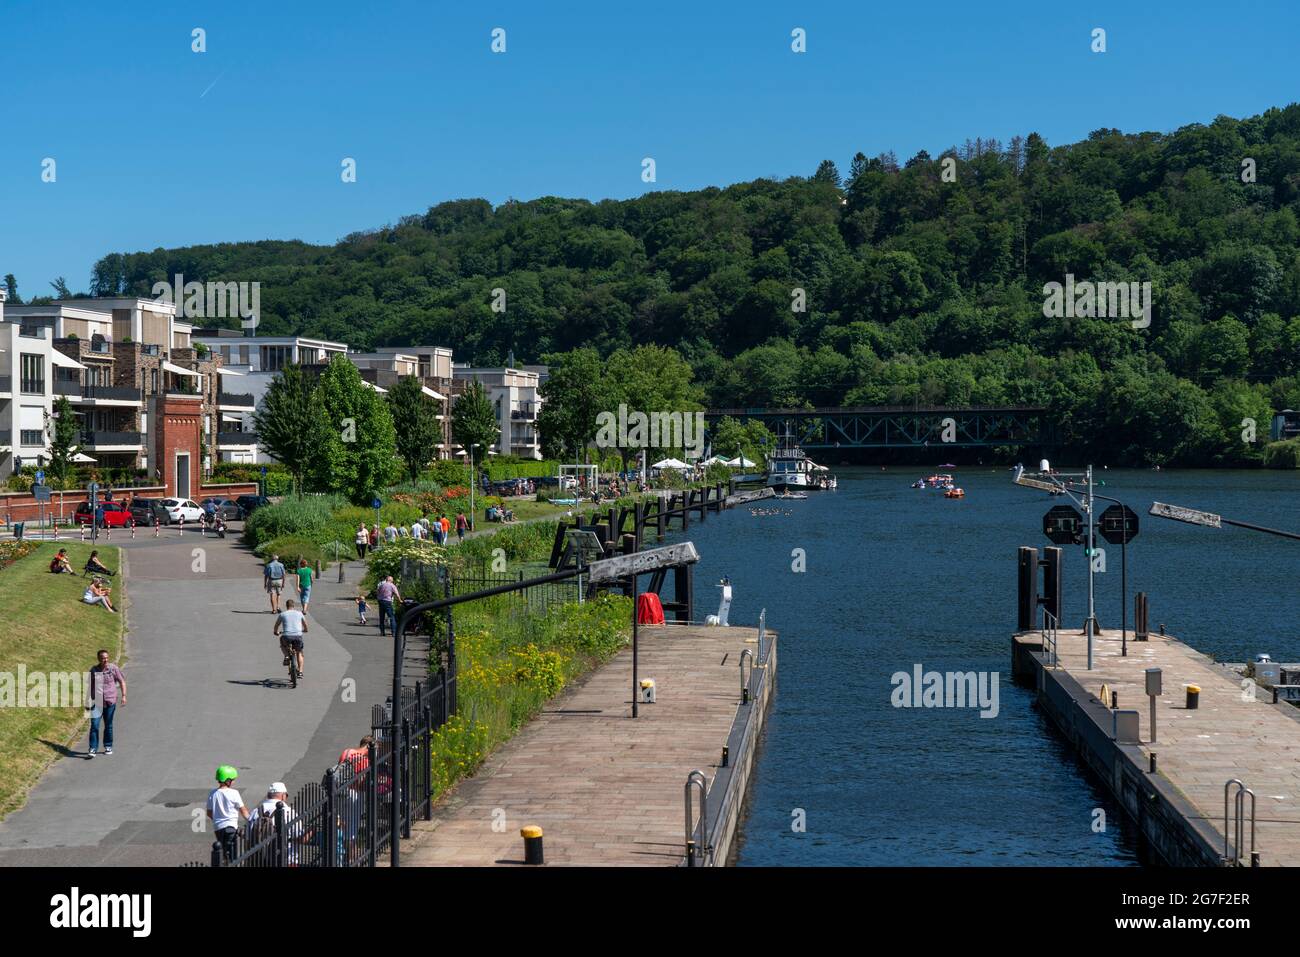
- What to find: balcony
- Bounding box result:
[217,431,258,446]
[54,379,82,396]
[80,430,144,449]
[511,404,537,420]
[218,391,255,408]
[0,375,10,393]
[81,384,143,402]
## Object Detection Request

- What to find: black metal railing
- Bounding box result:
[449,570,581,612]
[78,384,143,401]
[80,430,143,447]
[217,431,258,445]
[218,392,255,407]
[54,379,81,396]
[207,669,454,868]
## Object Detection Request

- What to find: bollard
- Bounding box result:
[1159,623,1166,636]
[1274,687,1279,705]
[521,825,544,865]
[721,746,729,768]
[1185,684,1200,709]
[1149,753,1157,774]
[338,559,345,583]
[1251,851,1260,868]
[1111,691,1118,709]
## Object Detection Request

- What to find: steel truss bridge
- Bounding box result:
[705,405,1054,450]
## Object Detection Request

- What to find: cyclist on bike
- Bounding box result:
[207,765,248,862]
[274,598,308,680]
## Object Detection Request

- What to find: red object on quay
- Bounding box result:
[636,593,665,625]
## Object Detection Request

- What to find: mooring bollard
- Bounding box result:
[1186,684,1200,709]
[721,745,729,768]
[1149,753,1157,773]
[521,825,544,865]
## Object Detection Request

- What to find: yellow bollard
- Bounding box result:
[521,825,544,865]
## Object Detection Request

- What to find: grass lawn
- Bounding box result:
[0,541,124,820]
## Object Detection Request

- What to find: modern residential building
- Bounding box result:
[0,289,63,477]
[350,348,453,458]
[191,330,348,464]
[451,364,544,460]
[4,297,218,497]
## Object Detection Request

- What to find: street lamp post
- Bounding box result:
[468,443,480,532]
[1013,464,1099,669]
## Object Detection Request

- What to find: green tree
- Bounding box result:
[314,356,399,504]
[537,348,613,462]
[451,380,501,471]
[386,375,442,482]
[251,364,331,495]
[47,396,80,487]
[3,274,19,303]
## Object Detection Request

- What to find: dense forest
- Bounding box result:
[18,104,1300,466]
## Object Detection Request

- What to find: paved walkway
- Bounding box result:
[1049,627,1300,865]
[402,624,761,866]
[0,528,396,865]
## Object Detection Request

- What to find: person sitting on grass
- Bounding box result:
[82,577,116,612]
[85,549,115,577]
[50,549,74,574]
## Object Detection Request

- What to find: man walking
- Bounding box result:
[84,649,126,757]
[376,575,401,637]
[384,520,398,545]
[264,553,286,614]
[295,558,314,615]
[247,782,301,865]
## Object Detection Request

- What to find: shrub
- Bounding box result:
[363,538,447,590]
[424,460,473,488]
[484,459,558,481]
[1263,439,1300,469]
[254,535,337,568]
[243,495,351,549]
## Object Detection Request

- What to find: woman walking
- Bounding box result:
[355,523,369,559]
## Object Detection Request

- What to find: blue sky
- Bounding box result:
[2,0,1297,296]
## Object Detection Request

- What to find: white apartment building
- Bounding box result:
[451,364,543,460]
[0,289,63,474]
[191,330,348,463]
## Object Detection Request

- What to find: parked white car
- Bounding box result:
[160,498,205,524]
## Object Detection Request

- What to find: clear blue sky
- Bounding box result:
[2,0,1297,296]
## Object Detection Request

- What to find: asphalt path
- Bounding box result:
[0,526,410,866]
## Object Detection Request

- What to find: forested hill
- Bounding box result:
[63,104,1300,463]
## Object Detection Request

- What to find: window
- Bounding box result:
[20,354,44,394]
[20,429,44,446]
[239,344,249,365]
[150,368,159,393]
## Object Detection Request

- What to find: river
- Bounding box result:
[664,467,1300,865]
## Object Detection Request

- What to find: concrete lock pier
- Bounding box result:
[1013,550,1300,866]
[400,622,776,866]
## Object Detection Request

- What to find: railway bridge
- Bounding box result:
[705,405,1054,450]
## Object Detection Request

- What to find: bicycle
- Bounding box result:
[284,637,303,688]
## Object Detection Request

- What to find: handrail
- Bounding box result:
[1224,779,1257,865]
[1041,608,1059,668]
[740,649,753,705]
[684,769,709,866]
[757,607,767,662]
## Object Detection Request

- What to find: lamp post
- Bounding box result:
[1013,464,1098,669]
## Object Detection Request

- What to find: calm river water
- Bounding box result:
[665,467,1300,865]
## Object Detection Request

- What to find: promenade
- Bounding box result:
[402,623,769,866]
[0,531,389,866]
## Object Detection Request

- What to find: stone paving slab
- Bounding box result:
[402,624,763,866]
[1049,627,1300,865]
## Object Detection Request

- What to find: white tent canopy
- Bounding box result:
[652,457,691,470]
[421,385,446,401]
[701,454,729,466]
[361,380,388,394]
[217,367,245,376]
[725,455,756,468]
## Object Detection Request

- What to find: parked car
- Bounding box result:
[159,498,205,524]
[200,497,245,521]
[234,494,271,515]
[128,497,168,526]
[74,501,133,528]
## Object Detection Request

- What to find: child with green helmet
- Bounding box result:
[207,765,248,862]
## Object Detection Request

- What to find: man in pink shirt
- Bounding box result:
[375,575,402,637]
[85,649,127,757]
